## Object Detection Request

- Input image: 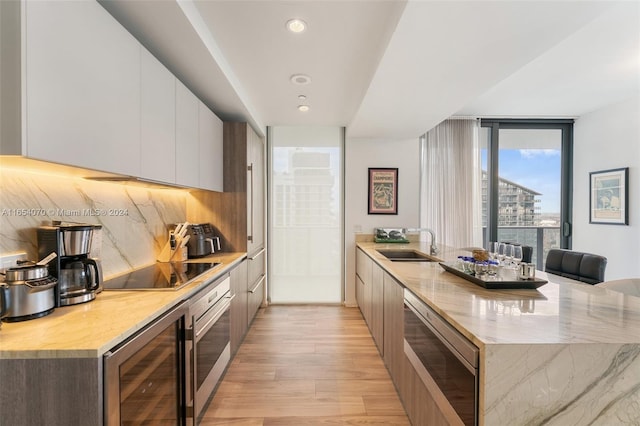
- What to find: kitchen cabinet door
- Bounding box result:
[356,274,368,323]
[198,103,223,192]
[222,122,266,257]
[0,357,102,425]
[140,49,175,183]
[175,80,200,188]
[247,127,265,254]
[25,0,141,175]
[370,264,384,355]
[355,248,373,324]
[383,272,404,384]
[230,259,248,355]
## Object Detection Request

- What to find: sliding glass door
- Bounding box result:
[481,120,573,268]
[268,126,344,303]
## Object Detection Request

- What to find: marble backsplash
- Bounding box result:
[0,166,189,278]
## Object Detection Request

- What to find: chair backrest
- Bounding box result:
[545,248,607,285]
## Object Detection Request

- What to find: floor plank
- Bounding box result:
[200,305,409,425]
[263,416,411,426]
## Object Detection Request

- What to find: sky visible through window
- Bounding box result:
[482,149,561,214]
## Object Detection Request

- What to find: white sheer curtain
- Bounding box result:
[419,119,482,249]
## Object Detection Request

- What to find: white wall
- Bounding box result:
[344,137,420,305]
[573,95,640,280]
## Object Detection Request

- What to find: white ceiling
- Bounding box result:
[100,0,640,140]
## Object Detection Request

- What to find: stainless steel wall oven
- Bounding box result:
[186,274,232,423]
[403,289,479,426]
[104,301,187,426]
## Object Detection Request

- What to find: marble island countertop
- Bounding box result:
[358,241,640,346]
[0,252,246,359]
[357,241,640,425]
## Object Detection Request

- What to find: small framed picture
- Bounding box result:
[590,167,629,225]
[368,168,398,215]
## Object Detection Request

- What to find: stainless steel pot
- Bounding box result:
[4,264,49,282]
[0,268,57,322]
[0,283,7,328]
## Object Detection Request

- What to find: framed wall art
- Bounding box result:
[368,168,398,215]
[589,167,628,225]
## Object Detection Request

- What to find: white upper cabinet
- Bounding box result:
[141,49,176,183]
[198,103,224,192]
[25,0,141,176]
[175,80,200,188]
[12,0,224,191]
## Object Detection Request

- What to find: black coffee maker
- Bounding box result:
[37,224,103,306]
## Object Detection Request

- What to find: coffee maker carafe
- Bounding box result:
[37,224,103,306]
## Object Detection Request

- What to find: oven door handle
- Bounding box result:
[194,295,233,341]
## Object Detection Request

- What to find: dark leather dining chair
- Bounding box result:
[545,249,607,284]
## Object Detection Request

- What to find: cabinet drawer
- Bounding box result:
[248,274,265,325]
[248,247,265,286]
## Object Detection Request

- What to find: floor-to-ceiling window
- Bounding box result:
[481,119,573,268]
[268,126,344,303]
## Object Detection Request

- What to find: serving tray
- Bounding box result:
[439,262,548,289]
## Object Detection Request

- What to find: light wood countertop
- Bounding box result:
[0,252,246,359]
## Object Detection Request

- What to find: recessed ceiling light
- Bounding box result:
[298,95,307,101]
[290,74,311,85]
[286,19,307,33]
[298,105,310,112]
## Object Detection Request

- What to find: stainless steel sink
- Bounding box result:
[377,249,436,262]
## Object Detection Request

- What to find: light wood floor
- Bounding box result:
[200,305,410,425]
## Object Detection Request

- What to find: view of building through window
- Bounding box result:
[480,128,562,267]
[269,127,343,303]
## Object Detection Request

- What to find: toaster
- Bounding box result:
[186,223,221,258]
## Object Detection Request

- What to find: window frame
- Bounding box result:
[480,118,574,253]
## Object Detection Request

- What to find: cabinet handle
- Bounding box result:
[249,248,265,260]
[248,163,254,243]
[249,275,265,293]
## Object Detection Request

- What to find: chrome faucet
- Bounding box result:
[403,228,438,255]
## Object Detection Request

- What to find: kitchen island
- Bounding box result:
[0,252,246,425]
[357,241,640,425]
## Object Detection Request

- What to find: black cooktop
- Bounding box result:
[102,262,220,291]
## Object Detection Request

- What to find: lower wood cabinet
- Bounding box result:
[356,248,383,354]
[230,259,248,355]
[383,272,404,379]
[401,355,450,425]
[356,248,372,325]
[357,248,450,425]
[356,274,367,320]
[0,357,102,425]
[370,264,384,354]
[247,247,265,325]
